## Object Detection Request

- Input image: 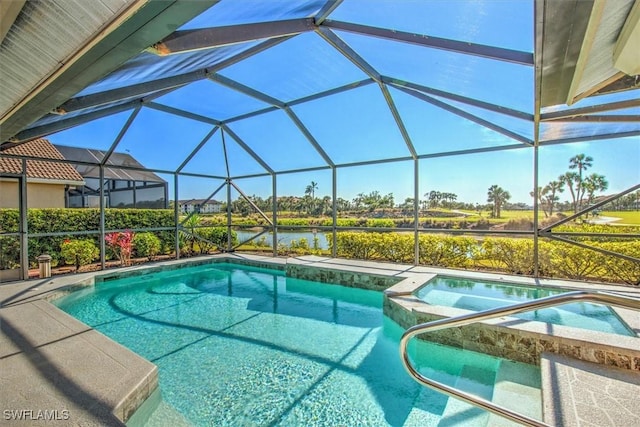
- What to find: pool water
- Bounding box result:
[416,276,633,336]
[55,263,542,426]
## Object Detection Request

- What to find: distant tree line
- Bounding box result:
[218,154,623,218]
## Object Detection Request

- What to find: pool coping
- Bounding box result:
[1,253,639,424]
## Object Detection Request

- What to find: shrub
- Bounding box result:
[332,232,379,260]
[377,233,414,263]
[595,241,640,286]
[546,241,607,280]
[60,239,99,272]
[105,231,135,266]
[479,238,537,275]
[331,231,476,266]
[194,227,238,254]
[366,218,396,228]
[419,234,476,268]
[133,232,161,260]
[0,236,20,269]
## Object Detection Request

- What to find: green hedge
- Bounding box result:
[2,208,638,284]
[331,232,639,285]
[330,232,476,267]
[0,208,175,267]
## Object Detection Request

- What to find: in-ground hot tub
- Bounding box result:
[384,272,640,369]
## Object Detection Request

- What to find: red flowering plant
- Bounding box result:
[105,230,135,266]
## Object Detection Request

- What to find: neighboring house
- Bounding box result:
[179,199,223,214]
[54,144,168,209]
[0,138,84,208]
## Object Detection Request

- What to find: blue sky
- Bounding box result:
[46,0,639,206]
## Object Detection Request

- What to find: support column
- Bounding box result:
[533,145,540,277]
[332,167,337,258]
[19,159,28,280]
[226,179,232,252]
[174,173,180,259]
[414,159,420,266]
[99,165,105,269]
[272,174,277,257]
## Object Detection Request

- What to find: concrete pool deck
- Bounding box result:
[0,253,639,426]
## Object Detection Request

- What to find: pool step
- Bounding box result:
[126,389,193,427]
[403,370,454,426]
[486,360,542,426]
[437,365,495,426]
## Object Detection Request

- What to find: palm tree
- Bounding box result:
[487,185,511,218]
[582,173,608,206]
[562,172,580,213]
[530,186,546,217]
[544,179,564,216]
[304,181,318,215]
[305,181,318,199]
[569,154,593,210]
[534,180,565,217]
[426,190,442,208]
[183,213,202,255]
[569,154,593,181]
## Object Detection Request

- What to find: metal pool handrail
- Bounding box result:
[399,290,640,427]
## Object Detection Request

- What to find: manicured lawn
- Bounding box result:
[458,209,534,222]
[599,211,640,225]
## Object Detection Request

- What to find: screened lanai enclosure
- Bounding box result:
[0,0,639,282]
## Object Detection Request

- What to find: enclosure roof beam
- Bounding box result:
[540,98,640,121]
[219,124,274,174]
[57,36,293,114]
[208,74,336,168]
[288,78,375,107]
[321,20,534,66]
[395,85,534,145]
[283,108,335,167]
[176,126,219,173]
[224,78,374,124]
[208,74,285,108]
[316,28,419,159]
[0,0,220,143]
[418,143,528,159]
[146,102,221,125]
[383,77,533,121]
[539,130,640,146]
[101,107,141,166]
[149,18,315,55]
[11,86,175,142]
[314,0,344,25]
[316,27,382,82]
[177,171,227,180]
[59,70,206,114]
[542,115,640,123]
[380,83,417,159]
[12,99,145,143]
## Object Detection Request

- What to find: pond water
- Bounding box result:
[236,230,330,249]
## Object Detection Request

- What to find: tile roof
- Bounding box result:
[53,144,166,183]
[0,138,84,184]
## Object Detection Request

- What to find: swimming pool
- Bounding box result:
[55,263,542,426]
[416,276,633,336]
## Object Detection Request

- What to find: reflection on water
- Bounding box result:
[417,276,633,336]
[236,230,330,249]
